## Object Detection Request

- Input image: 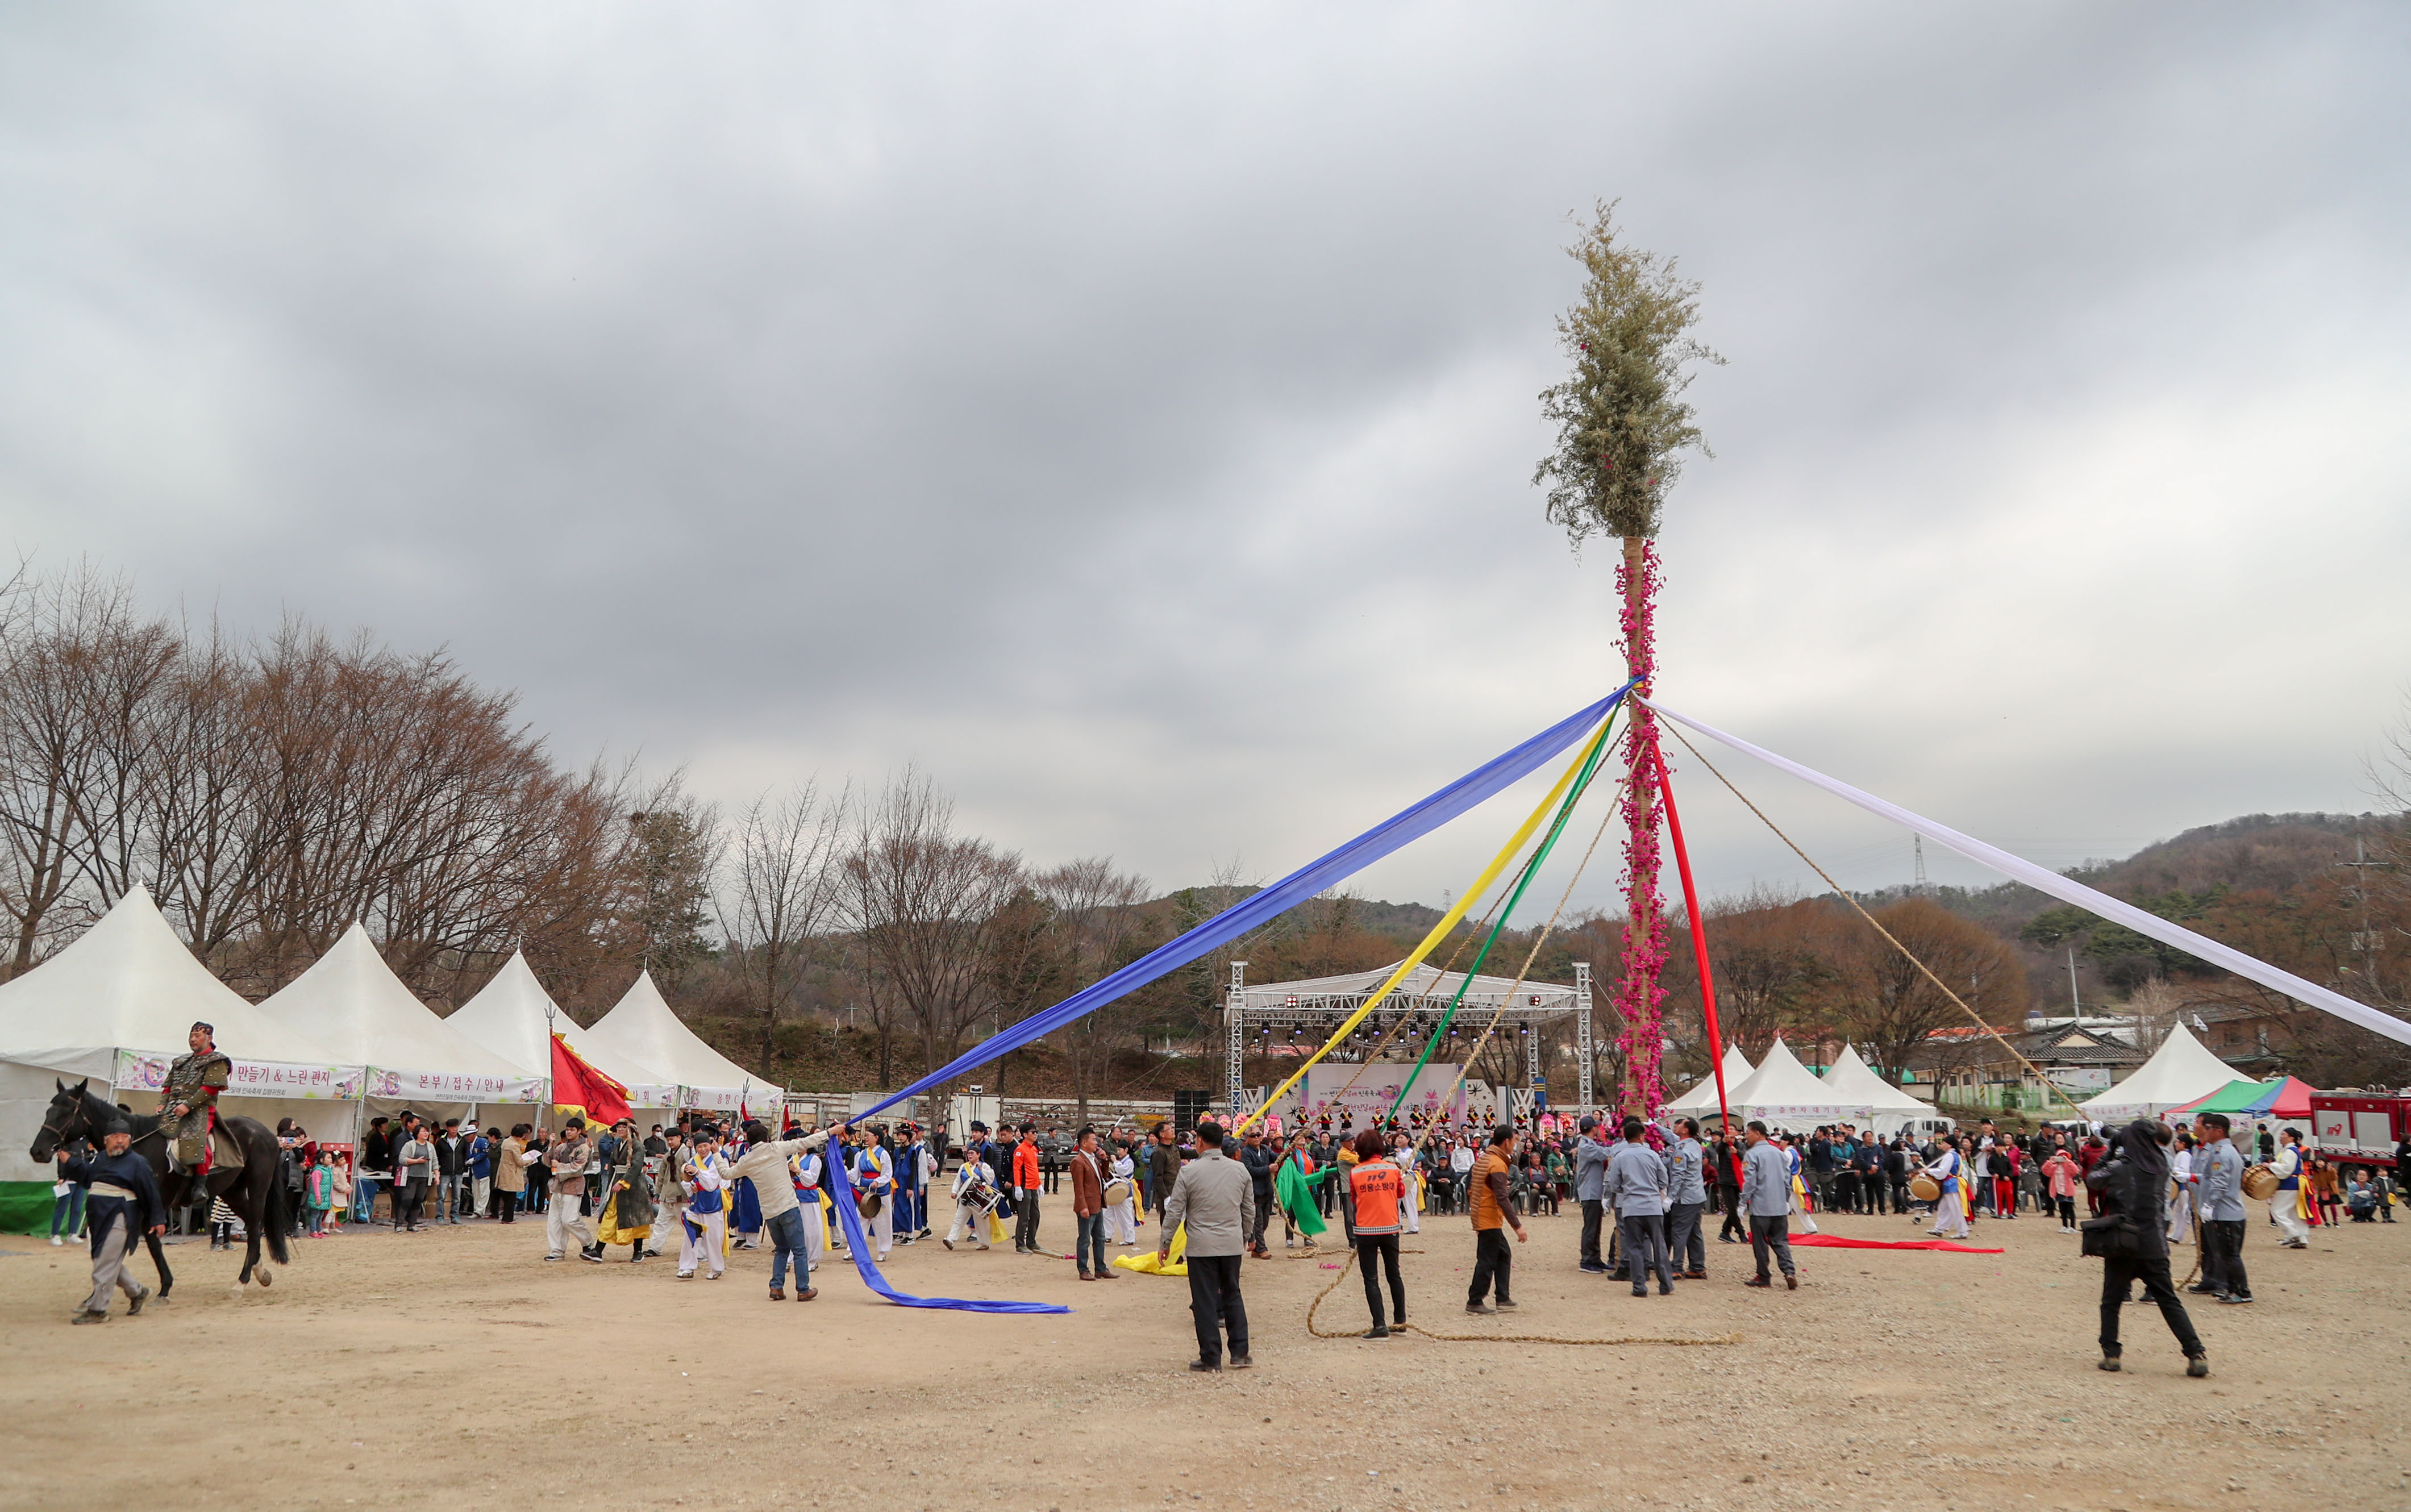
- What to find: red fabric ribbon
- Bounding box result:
[1790,1233,2002,1255]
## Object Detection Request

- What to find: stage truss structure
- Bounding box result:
[1224,959,1594,1121]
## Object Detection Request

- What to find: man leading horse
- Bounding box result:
[55,1114,165,1323]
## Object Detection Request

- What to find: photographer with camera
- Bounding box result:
[2083,1118,2209,1378]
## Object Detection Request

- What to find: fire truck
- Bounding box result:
[2308,1092,2411,1172]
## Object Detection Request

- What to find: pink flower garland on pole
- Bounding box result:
[1614,540,1669,1117]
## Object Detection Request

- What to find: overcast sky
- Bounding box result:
[3,6,2406,925]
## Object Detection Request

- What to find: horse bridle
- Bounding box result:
[37,1095,90,1152]
[39,1096,160,1153]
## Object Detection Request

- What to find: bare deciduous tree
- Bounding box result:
[0,568,651,1012]
[844,768,1024,1089]
[613,774,723,988]
[0,568,173,971]
[1035,857,1150,1122]
[1821,898,2027,1082]
[718,781,844,1067]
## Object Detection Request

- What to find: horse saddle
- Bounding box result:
[175,1124,246,1176]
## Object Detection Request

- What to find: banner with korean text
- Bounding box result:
[114,1050,364,1101]
[365,1067,547,1103]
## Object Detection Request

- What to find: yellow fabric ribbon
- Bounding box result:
[1113,720,1606,1277]
[1232,724,1605,1141]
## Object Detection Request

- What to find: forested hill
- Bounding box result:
[1173,811,2396,959]
[2077,812,2383,897]
[1835,811,2389,934]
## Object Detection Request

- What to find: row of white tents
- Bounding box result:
[1660,1018,2252,1135]
[1663,1038,1942,1134]
[0,888,782,1214]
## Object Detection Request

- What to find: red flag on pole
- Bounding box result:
[551,1032,631,1128]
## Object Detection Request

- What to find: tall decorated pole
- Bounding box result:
[1534,201,1719,1118]
[1613,539,1667,1114]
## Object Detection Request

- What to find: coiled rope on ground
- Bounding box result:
[1299,1243,1742,1348]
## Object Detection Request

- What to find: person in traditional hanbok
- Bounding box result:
[722,1126,765,1248]
[595,1138,655,1264]
[790,1137,829,1276]
[677,1132,729,1280]
[2166,1131,2197,1244]
[1390,1130,1422,1235]
[1104,1140,1139,1246]
[1925,1138,1971,1239]
[1784,1136,1821,1235]
[2268,1130,2312,1248]
[852,1127,896,1261]
[943,1141,996,1251]
[1276,1135,1331,1252]
[894,1124,931,1242]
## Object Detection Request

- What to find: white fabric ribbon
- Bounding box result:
[1640,696,2411,1048]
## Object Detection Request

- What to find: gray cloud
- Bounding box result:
[2,5,2405,920]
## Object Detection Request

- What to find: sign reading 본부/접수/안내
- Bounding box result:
[365,1068,548,1102]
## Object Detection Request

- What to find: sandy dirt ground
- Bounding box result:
[2,1198,2405,1512]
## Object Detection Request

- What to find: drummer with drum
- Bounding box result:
[944,1128,999,1251]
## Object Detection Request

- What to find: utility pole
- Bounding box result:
[2067,947,2081,1017]
[2338,835,2387,986]
[1913,835,1930,897]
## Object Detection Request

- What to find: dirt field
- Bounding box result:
[2,1199,2404,1512]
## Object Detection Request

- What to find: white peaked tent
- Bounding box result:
[581,970,783,1114]
[0,887,357,1207]
[1665,1044,1755,1114]
[2080,1022,2239,1122]
[1820,1044,1940,1135]
[258,923,538,1109]
[1725,1038,1872,1130]
[444,951,680,1110]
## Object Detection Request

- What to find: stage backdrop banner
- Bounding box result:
[114,1049,362,1101]
[1290,1064,1465,1131]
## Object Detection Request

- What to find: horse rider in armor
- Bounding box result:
[160,1021,232,1172]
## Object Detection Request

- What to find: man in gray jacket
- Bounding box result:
[2189,1112,2252,1305]
[1160,1120,1256,1371]
[1665,1117,1709,1280]
[1604,1117,1672,1297]
[1572,1117,1614,1275]
[1740,1120,1797,1290]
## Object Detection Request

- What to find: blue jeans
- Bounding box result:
[1076,1212,1107,1274]
[767,1208,809,1290]
[51,1187,85,1239]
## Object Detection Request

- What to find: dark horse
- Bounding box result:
[28,1077,291,1299]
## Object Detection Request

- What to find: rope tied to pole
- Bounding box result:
[1661,723,2093,1124]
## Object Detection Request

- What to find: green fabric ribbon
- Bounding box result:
[1276,1157,1332,1236]
[1380,709,1618,1126]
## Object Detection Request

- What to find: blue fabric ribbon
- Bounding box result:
[827,1173,1071,1313]
[835,682,1631,1310]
